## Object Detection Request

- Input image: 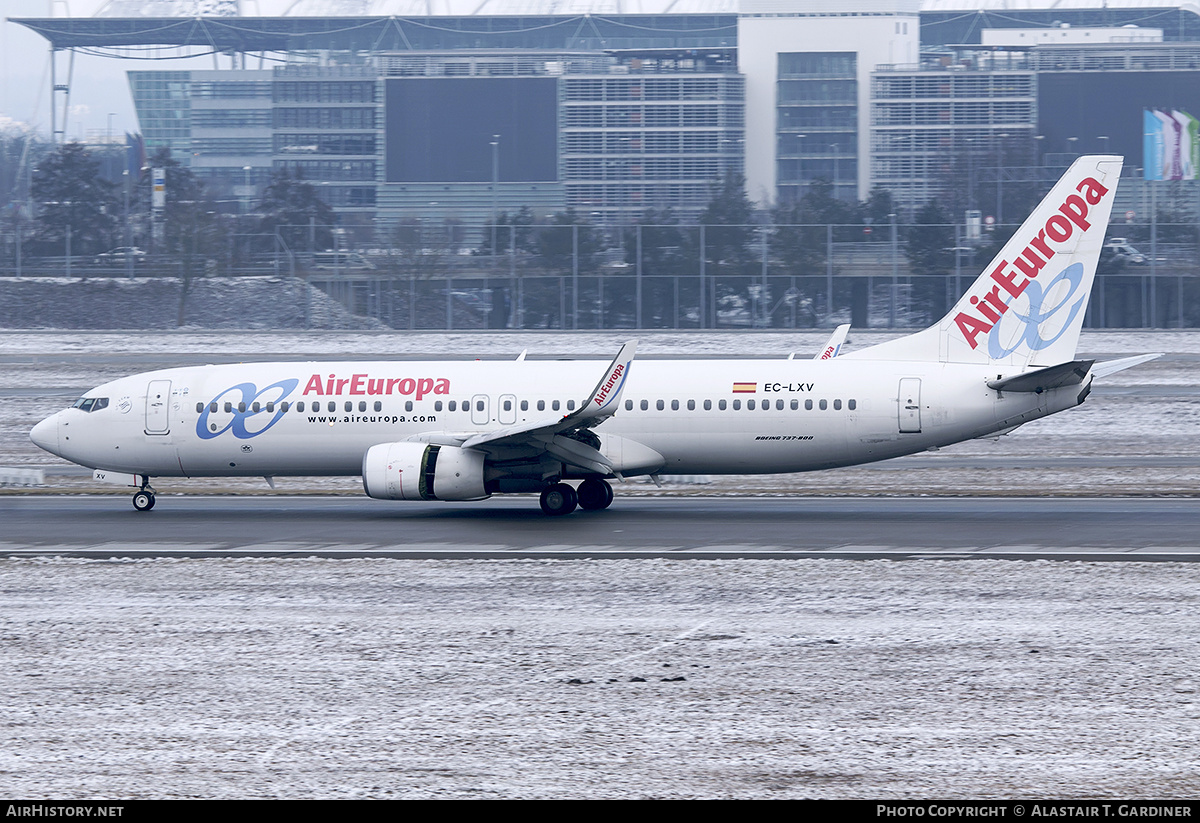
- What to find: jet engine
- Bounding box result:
[362,442,488,501]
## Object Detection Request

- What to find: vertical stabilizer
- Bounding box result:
[845,155,1123,366]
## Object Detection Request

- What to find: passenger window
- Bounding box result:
[359,401,367,412]
[640,399,648,411]
[327,401,335,413]
[776,399,784,411]
[252,402,261,413]
[733,399,741,410]
[848,399,856,411]
[344,401,352,412]
[538,400,546,411]
[448,400,457,412]
[671,400,679,411]
[805,399,813,411]
[521,400,529,411]
[282,402,290,412]
[196,402,204,413]
[790,399,798,410]
[504,399,513,411]
[567,400,575,411]
[834,399,842,410]
[656,400,664,411]
[819,399,828,410]
[552,400,560,411]
[224,402,233,413]
[238,402,247,413]
[477,400,485,412]
[687,400,695,411]
[434,401,443,411]
[210,402,218,413]
[747,399,756,410]
[719,399,727,410]
[704,400,712,410]
[625,400,633,411]
[405,401,413,412]
[373,401,381,412]
[297,401,305,412]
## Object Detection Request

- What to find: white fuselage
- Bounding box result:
[32,357,1086,479]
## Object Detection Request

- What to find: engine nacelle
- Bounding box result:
[362,442,488,501]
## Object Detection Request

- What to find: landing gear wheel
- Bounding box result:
[539,482,578,516]
[577,478,614,511]
[132,490,156,512]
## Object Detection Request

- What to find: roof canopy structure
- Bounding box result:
[9,14,742,53]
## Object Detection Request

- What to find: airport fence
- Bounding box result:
[3,222,1200,330]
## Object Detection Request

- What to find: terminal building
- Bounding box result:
[13,0,1200,234]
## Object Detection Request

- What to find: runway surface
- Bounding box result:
[3,496,1199,560]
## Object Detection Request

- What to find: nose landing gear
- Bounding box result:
[132,478,156,512]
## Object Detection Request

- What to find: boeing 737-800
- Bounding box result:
[30,155,1158,515]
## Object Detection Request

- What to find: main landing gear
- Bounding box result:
[132,478,156,512]
[539,479,613,516]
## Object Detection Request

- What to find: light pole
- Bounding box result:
[242,165,251,215]
[795,133,807,198]
[830,143,839,200]
[123,169,133,279]
[995,133,1009,226]
[490,134,500,259]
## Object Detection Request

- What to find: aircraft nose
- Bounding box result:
[30,414,60,455]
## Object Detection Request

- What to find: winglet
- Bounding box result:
[815,324,850,360]
[571,340,637,423]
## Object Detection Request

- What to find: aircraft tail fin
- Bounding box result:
[844,155,1123,367]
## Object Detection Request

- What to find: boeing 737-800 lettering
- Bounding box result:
[30,156,1159,515]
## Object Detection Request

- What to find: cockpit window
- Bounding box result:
[71,397,108,413]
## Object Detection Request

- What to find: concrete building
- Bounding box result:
[13,1,1200,234]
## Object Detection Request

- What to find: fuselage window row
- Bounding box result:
[621,398,856,412]
[192,396,858,418]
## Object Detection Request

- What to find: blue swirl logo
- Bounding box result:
[987,262,1086,360]
[196,379,299,440]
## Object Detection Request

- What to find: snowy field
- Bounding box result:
[3,557,1200,800]
[3,331,1200,798]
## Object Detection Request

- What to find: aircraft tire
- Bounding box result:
[539,483,578,516]
[132,491,155,512]
[577,478,613,511]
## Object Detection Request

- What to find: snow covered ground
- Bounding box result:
[2,557,1199,799]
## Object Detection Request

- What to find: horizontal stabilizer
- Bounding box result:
[1092,353,1163,379]
[987,359,1093,393]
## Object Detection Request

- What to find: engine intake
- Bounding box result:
[362,442,488,501]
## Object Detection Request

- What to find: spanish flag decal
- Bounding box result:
[732,382,757,393]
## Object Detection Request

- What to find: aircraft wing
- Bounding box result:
[458,340,637,454]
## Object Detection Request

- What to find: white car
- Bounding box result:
[1103,238,1147,264]
[94,247,147,265]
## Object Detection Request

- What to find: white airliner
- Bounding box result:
[31,155,1159,515]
